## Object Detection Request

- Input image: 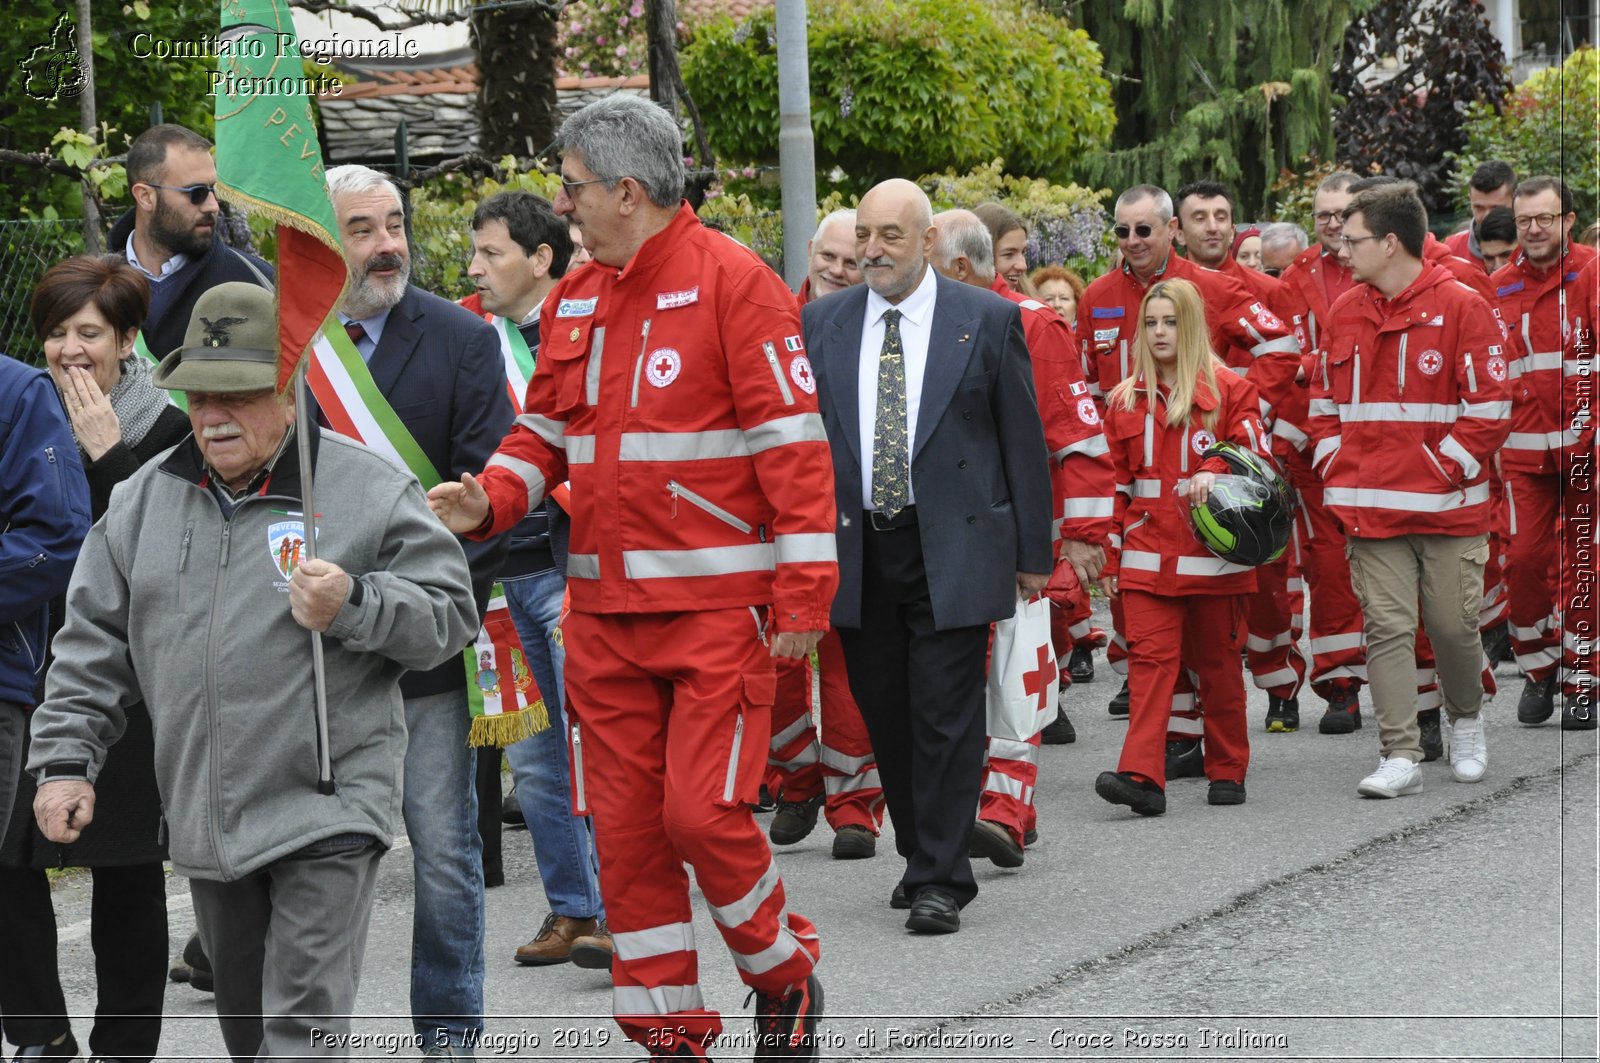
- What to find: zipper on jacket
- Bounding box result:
[630,318,653,408]
[1352,345,1362,404]
[667,480,753,534]
[764,341,796,405]
[748,605,769,646]
[722,712,745,803]
[1397,333,1408,395]
[10,620,40,677]
[178,522,195,573]
[1464,352,1478,393]
[571,723,587,813]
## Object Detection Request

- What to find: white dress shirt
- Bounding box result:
[124,238,189,283]
[858,264,937,510]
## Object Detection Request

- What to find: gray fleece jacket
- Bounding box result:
[28,427,476,881]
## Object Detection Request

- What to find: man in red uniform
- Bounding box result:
[428,96,833,1062]
[1076,184,1299,761]
[931,208,1112,862]
[1175,180,1308,733]
[1274,171,1373,735]
[1493,176,1600,725]
[1444,160,1517,271]
[765,206,886,862]
[1308,182,1510,798]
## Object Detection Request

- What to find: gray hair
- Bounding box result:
[1317,170,1361,196]
[932,209,995,281]
[1116,184,1174,223]
[325,164,403,212]
[814,208,857,243]
[1260,221,1308,254]
[556,95,684,208]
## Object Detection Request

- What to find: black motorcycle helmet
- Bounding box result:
[1189,441,1297,566]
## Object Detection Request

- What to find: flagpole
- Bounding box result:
[295,355,337,795]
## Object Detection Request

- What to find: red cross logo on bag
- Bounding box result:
[1022,644,1057,712]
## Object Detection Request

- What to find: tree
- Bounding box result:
[470,2,564,159]
[1332,0,1509,213]
[1074,0,1374,216]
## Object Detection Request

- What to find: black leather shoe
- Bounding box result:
[890,882,910,909]
[1040,705,1076,744]
[768,792,824,845]
[183,932,214,994]
[1207,779,1247,805]
[1094,770,1166,816]
[1318,689,1362,734]
[1265,694,1299,733]
[1417,708,1443,762]
[501,790,525,827]
[1481,621,1512,667]
[1517,674,1557,725]
[830,824,876,859]
[1165,737,1204,779]
[1068,644,1096,683]
[1108,679,1130,717]
[905,887,960,934]
[1023,827,1038,846]
[968,818,1024,868]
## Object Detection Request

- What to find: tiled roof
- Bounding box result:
[678,0,774,22]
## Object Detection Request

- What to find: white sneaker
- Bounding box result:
[1357,755,1423,798]
[1447,712,1488,783]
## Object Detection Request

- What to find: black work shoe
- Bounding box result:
[1482,622,1512,667]
[750,783,777,814]
[1040,706,1077,744]
[768,793,824,845]
[11,1033,79,1061]
[1023,827,1038,846]
[1165,737,1204,779]
[905,888,961,934]
[1318,689,1362,734]
[1108,679,1130,717]
[889,882,910,909]
[1517,674,1557,725]
[183,932,214,993]
[1265,694,1300,733]
[1094,770,1166,816]
[968,818,1024,868]
[1562,699,1598,730]
[752,973,823,1060]
[1417,708,1443,761]
[1207,779,1247,805]
[501,790,525,827]
[1068,644,1096,683]
[830,824,876,860]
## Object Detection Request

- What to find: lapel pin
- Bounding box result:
[569,327,581,342]
[959,333,970,343]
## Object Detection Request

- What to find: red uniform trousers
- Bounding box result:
[1119,590,1250,786]
[1481,471,1511,631]
[1506,469,1564,680]
[979,732,1041,845]
[1049,593,1106,654]
[767,629,885,833]
[1288,449,1368,698]
[1245,525,1308,698]
[1108,594,1202,737]
[563,608,819,1049]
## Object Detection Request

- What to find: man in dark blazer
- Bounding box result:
[801,178,1053,934]
[325,165,512,1056]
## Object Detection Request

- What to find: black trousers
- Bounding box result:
[0,862,167,1061]
[837,515,990,908]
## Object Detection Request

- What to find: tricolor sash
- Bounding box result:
[486,313,535,414]
[306,324,546,745]
[133,331,186,411]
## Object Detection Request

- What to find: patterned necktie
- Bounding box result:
[872,308,910,519]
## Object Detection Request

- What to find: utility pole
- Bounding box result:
[774,0,815,290]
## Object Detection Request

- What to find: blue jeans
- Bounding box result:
[402,688,484,1049]
[501,570,605,920]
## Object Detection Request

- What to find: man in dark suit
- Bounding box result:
[801,178,1053,934]
[324,165,512,1058]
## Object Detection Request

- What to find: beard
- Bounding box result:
[149,197,216,258]
[344,252,411,317]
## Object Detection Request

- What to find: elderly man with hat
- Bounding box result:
[26,282,478,1061]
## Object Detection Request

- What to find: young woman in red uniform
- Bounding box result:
[1095,279,1268,815]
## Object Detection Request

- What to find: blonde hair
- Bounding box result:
[1107,279,1221,432]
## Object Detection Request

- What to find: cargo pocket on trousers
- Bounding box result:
[716,669,776,809]
[1460,538,1490,628]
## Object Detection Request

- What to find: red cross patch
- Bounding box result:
[1077,397,1100,424]
[1191,428,1216,455]
[1417,349,1444,376]
[789,354,816,395]
[646,347,682,388]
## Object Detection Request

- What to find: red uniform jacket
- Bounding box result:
[1444,228,1486,272]
[470,204,840,630]
[1307,263,1512,539]
[1101,367,1266,596]
[1076,252,1300,418]
[1492,242,1600,473]
[1424,233,1497,304]
[1272,245,1356,457]
[988,275,1115,547]
[1563,257,1600,455]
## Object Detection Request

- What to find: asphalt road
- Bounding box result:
[42,606,1600,1062]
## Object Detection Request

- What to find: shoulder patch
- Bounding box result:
[1497,282,1525,297]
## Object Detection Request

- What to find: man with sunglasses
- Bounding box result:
[1490,176,1597,729]
[1075,184,1300,737]
[108,124,274,365]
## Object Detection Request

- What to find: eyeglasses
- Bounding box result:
[143,182,217,206]
[1113,222,1155,240]
[1313,211,1343,225]
[1339,233,1380,249]
[560,176,608,199]
[1515,213,1562,231]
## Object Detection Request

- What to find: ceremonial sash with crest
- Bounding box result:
[306,324,547,746]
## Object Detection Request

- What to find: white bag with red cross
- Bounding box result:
[986,595,1058,742]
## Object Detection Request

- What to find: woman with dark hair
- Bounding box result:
[0,254,188,1063]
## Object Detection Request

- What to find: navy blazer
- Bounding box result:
[802,271,1053,631]
[365,285,514,698]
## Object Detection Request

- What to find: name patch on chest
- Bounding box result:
[656,287,700,310]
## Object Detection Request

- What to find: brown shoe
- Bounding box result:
[513,913,597,966]
[569,918,615,971]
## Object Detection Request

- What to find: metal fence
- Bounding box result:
[0,220,84,367]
